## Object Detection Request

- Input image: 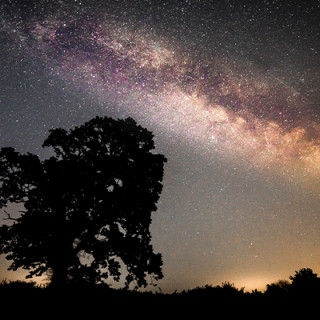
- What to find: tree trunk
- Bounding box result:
[50,262,68,289]
[49,206,70,289]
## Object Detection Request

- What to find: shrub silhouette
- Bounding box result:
[0,116,166,289]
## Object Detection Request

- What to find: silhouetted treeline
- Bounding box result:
[176,268,320,299]
[2,268,320,309]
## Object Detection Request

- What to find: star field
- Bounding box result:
[1,0,320,292]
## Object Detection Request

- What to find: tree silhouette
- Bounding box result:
[289,268,320,296]
[265,280,290,296]
[0,116,166,289]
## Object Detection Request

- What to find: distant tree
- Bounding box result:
[0,116,166,289]
[218,281,245,296]
[289,268,320,295]
[265,280,290,296]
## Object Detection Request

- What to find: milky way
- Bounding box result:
[1,0,320,291]
[4,9,320,182]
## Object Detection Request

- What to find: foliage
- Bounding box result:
[0,116,166,289]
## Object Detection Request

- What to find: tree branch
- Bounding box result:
[3,210,18,221]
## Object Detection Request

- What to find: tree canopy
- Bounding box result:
[0,116,167,289]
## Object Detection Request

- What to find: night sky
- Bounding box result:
[1,0,320,292]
